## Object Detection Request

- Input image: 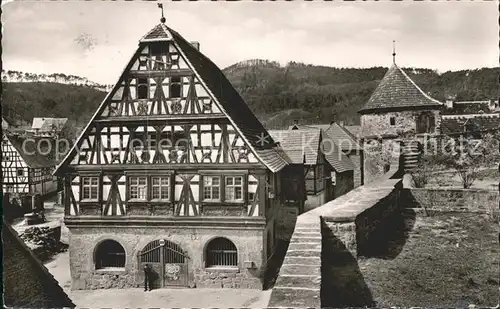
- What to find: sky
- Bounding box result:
[2,1,498,85]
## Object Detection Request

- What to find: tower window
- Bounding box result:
[170,77,182,98]
[390,117,396,126]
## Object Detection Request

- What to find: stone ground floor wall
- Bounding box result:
[68,225,265,290]
[402,188,498,213]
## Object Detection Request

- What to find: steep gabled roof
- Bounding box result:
[2,220,75,308]
[53,23,288,174]
[291,123,362,152]
[359,64,443,114]
[269,128,354,173]
[4,134,58,168]
[268,129,321,165]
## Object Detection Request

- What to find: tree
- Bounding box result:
[443,135,488,189]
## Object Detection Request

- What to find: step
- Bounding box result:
[405,159,419,164]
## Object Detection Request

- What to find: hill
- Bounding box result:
[2,63,498,132]
[2,70,112,92]
[223,60,500,128]
[2,82,106,136]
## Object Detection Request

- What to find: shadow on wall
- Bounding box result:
[261,239,290,290]
[321,221,374,308]
[358,208,417,260]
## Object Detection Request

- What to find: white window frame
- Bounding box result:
[151,176,170,201]
[82,176,99,201]
[203,176,221,201]
[128,176,148,201]
[225,176,244,202]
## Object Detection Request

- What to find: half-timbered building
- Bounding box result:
[269,129,354,211]
[2,133,58,197]
[290,122,364,188]
[54,20,303,290]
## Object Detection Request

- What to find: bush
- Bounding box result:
[410,155,438,188]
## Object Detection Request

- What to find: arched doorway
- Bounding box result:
[416,112,435,134]
[138,239,189,288]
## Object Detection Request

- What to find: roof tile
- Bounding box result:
[359,64,443,113]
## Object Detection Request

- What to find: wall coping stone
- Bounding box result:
[406,187,498,194]
[269,154,403,308]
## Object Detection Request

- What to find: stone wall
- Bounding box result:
[364,139,403,184]
[334,170,354,199]
[402,188,498,213]
[304,190,325,211]
[348,152,364,188]
[3,221,74,308]
[68,225,264,290]
[360,109,440,137]
[269,160,402,308]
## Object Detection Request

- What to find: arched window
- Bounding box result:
[95,240,126,269]
[206,238,237,267]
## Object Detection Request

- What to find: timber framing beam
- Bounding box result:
[94,114,228,124]
[67,163,267,172]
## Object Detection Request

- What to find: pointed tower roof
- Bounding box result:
[359,63,443,114]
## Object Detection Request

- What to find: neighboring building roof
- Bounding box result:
[2,219,75,308]
[4,134,58,168]
[32,117,68,132]
[54,23,288,174]
[359,63,443,114]
[269,129,354,173]
[443,100,498,115]
[2,117,11,130]
[268,129,321,165]
[290,123,362,152]
[440,114,500,136]
[32,117,45,130]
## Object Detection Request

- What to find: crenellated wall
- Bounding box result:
[268,159,402,308]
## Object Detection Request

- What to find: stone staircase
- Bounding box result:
[402,140,422,173]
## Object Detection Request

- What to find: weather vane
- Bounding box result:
[392,40,396,64]
[158,3,165,23]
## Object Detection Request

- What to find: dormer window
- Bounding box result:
[390,117,396,126]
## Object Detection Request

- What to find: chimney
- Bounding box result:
[489,99,499,110]
[190,41,200,51]
[445,98,454,109]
